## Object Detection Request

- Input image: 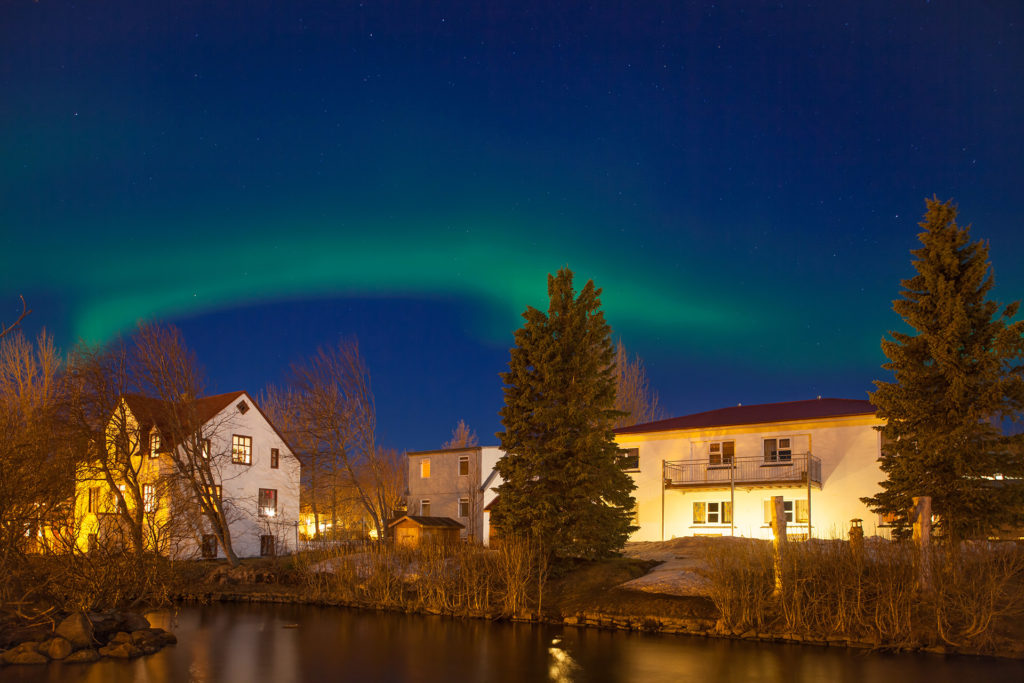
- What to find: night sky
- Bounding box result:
[3,2,1023,451]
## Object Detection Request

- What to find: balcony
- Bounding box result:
[663,453,822,490]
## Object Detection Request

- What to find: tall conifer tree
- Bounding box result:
[863,198,1024,540]
[492,268,636,559]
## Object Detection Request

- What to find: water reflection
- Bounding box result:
[1,604,1020,683]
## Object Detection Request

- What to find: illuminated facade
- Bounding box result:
[75,391,301,558]
[405,446,503,544]
[616,398,888,541]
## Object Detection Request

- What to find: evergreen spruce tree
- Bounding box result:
[863,198,1024,540]
[492,268,636,559]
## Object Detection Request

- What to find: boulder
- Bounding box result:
[2,642,48,665]
[110,631,133,645]
[121,612,151,632]
[56,612,94,649]
[99,641,140,658]
[42,637,72,660]
[63,649,100,664]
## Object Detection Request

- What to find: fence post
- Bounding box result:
[771,495,787,596]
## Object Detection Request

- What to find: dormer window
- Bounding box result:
[149,433,161,458]
[236,400,249,415]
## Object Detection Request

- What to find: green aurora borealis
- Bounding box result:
[3,2,1024,447]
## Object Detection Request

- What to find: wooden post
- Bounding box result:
[912,496,932,592]
[771,495,787,596]
[849,518,864,561]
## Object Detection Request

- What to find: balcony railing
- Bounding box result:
[663,453,822,489]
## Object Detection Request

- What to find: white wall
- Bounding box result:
[201,392,302,558]
[619,417,887,541]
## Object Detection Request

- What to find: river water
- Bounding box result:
[1,603,1021,682]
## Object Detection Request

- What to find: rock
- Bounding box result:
[42,637,72,660]
[121,612,151,632]
[110,631,133,645]
[64,649,101,664]
[99,642,140,658]
[56,612,94,649]
[3,642,48,665]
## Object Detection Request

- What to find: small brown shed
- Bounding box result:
[388,515,464,547]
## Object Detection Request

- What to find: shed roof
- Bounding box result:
[614,398,876,435]
[387,515,465,529]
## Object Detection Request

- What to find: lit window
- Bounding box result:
[420,458,430,479]
[143,484,156,513]
[763,438,792,462]
[149,433,161,458]
[459,455,469,476]
[693,501,732,525]
[708,441,734,465]
[420,499,431,516]
[200,438,211,460]
[270,448,279,469]
[258,488,277,517]
[763,499,808,524]
[458,498,470,517]
[620,448,640,470]
[232,435,252,465]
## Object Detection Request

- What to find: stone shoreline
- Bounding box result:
[0,611,177,667]
[175,589,1024,660]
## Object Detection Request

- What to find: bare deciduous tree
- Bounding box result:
[131,322,241,566]
[613,339,666,428]
[0,331,70,585]
[271,338,402,541]
[443,420,479,449]
[0,295,31,340]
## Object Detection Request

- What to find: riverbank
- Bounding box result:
[169,538,1024,660]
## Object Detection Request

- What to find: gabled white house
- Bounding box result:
[76,391,301,559]
[405,445,503,544]
[615,398,887,540]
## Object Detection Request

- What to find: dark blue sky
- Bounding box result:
[3,2,1022,450]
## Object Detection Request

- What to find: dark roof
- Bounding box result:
[406,446,483,457]
[387,515,465,529]
[122,391,246,434]
[483,495,498,511]
[615,398,877,435]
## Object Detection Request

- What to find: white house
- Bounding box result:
[76,391,301,559]
[615,398,887,541]
[405,445,503,544]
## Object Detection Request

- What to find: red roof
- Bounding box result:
[614,398,876,435]
[123,391,246,435]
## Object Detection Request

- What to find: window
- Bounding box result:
[143,484,156,513]
[260,535,275,557]
[201,534,218,559]
[88,486,101,514]
[258,488,277,517]
[270,448,279,469]
[459,455,469,476]
[763,438,792,463]
[200,438,211,460]
[232,435,252,465]
[111,484,126,513]
[420,458,430,479]
[693,501,732,525]
[620,448,640,471]
[149,433,161,458]
[237,400,249,415]
[458,498,470,517]
[202,486,222,513]
[420,499,431,516]
[708,441,735,466]
[763,499,808,525]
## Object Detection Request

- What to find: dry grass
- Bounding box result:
[700,536,1024,651]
